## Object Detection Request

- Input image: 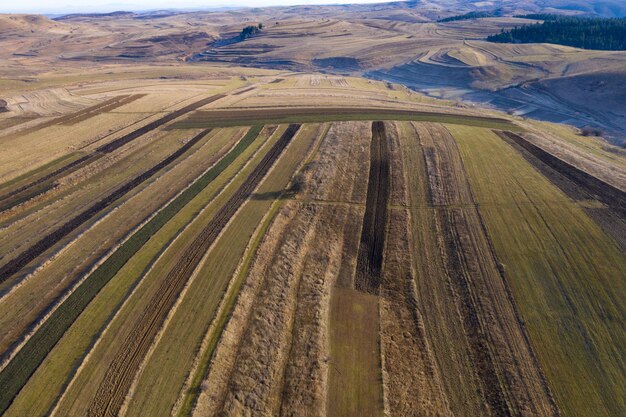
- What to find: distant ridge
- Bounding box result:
[54,11,135,20]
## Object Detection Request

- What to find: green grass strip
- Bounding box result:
[0,125,264,415]
[172,113,522,131]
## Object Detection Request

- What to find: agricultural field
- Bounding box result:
[0,66,623,417]
[0,2,625,416]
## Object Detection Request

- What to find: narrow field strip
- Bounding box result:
[0,94,225,208]
[190,122,352,415]
[58,94,145,126]
[317,121,384,417]
[0,152,84,195]
[0,125,264,415]
[0,153,98,213]
[172,107,520,130]
[379,121,452,415]
[93,94,225,154]
[85,124,301,417]
[0,95,140,139]
[279,203,351,417]
[355,121,390,294]
[401,122,558,416]
[0,128,213,281]
[185,124,333,417]
[175,199,283,417]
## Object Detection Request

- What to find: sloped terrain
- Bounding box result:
[0,70,623,417]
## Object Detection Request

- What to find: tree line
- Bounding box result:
[487,16,626,50]
[240,23,263,40]
[437,11,497,23]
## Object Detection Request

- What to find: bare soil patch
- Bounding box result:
[354,121,390,294]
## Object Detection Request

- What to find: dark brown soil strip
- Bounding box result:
[0,154,98,211]
[0,95,135,139]
[232,86,256,95]
[58,94,145,125]
[0,128,213,282]
[355,121,390,294]
[497,131,626,217]
[86,124,301,417]
[0,94,224,211]
[0,155,98,213]
[496,130,626,251]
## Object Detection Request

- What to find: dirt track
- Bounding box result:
[86,124,301,417]
[0,128,212,282]
[0,94,224,210]
[355,121,390,294]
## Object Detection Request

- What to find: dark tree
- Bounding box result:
[487,16,626,50]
